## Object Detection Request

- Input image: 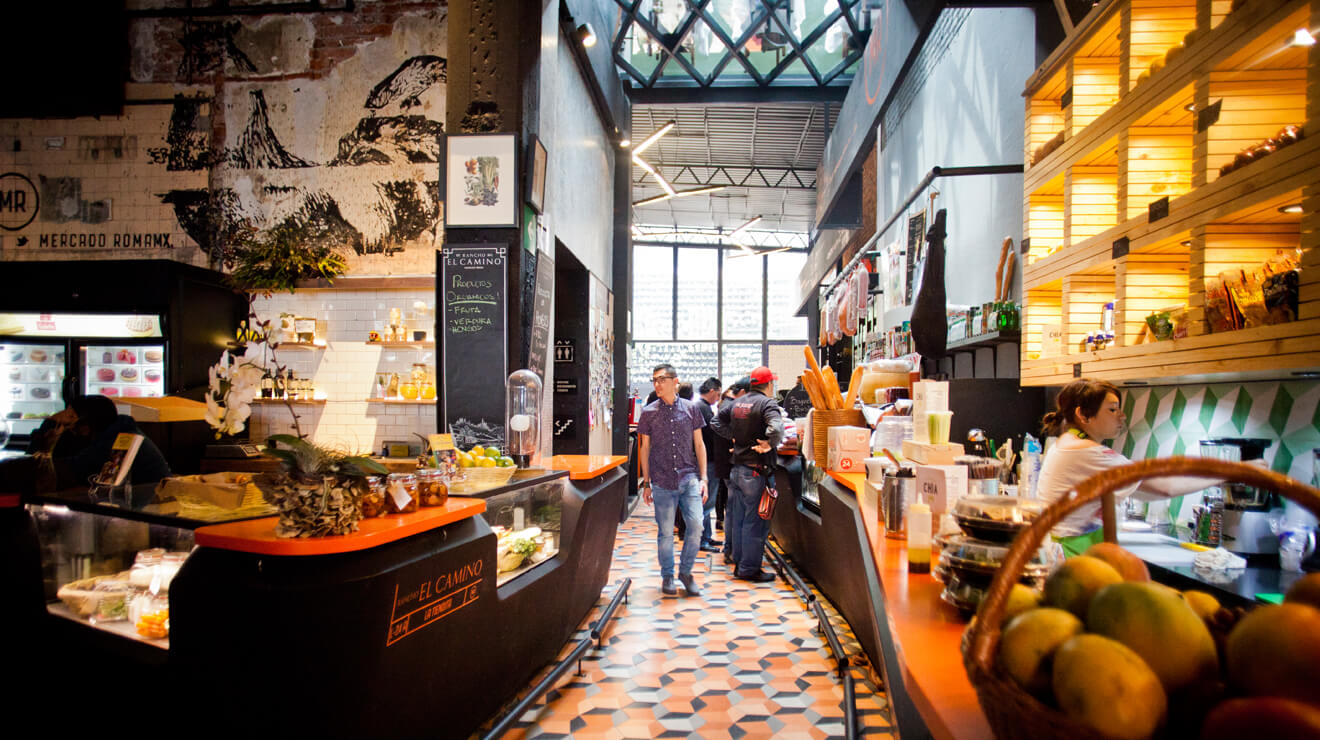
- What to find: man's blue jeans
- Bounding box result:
[702,461,719,546]
[728,464,770,576]
[652,474,704,579]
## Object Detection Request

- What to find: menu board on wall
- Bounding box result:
[442,243,507,450]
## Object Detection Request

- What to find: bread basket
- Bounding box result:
[962,457,1320,740]
[809,407,866,464]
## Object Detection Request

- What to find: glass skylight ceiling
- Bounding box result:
[613,0,869,88]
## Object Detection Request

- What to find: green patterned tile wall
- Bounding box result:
[1114,380,1320,483]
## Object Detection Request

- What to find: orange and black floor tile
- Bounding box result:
[479,502,895,739]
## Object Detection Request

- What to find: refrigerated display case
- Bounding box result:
[1,341,65,440]
[0,312,167,445]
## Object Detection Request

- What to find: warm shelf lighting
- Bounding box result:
[1289,28,1316,47]
[1180,240,1192,247]
[1184,103,1196,112]
[1279,204,1304,214]
[576,23,598,48]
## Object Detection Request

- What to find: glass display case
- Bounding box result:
[26,484,276,648]
[483,473,565,585]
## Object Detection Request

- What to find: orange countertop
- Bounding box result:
[828,472,994,740]
[547,454,628,480]
[194,496,485,556]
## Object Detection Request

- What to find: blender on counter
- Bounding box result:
[1197,438,1278,554]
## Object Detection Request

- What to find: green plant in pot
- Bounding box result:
[257,434,389,538]
[227,224,349,294]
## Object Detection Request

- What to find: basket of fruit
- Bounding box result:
[962,457,1320,740]
[450,446,517,493]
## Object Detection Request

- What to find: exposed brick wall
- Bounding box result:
[2,1,449,276]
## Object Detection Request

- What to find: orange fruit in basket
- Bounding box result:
[1226,603,1320,705]
[1085,542,1151,582]
[1043,555,1123,618]
[1087,581,1218,693]
[1182,590,1220,620]
[1284,573,1320,610]
[1053,634,1167,740]
[1200,697,1320,740]
[998,606,1083,696]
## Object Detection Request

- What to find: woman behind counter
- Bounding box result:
[1037,379,1224,556]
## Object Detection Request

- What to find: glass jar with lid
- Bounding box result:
[361,476,387,518]
[417,468,448,507]
[158,552,188,592]
[385,472,418,514]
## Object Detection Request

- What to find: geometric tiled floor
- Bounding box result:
[477,502,896,739]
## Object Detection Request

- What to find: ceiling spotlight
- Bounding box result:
[729,215,763,238]
[619,138,632,148]
[1279,204,1304,214]
[673,185,726,198]
[576,23,597,48]
[1180,240,1192,247]
[1184,103,1196,112]
[1289,28,1316,47]
[631,192,674,207]
[632,121,676,157]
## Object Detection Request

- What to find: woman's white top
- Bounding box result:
[1036,442,1141,537]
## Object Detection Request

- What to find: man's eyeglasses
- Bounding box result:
[651,375,676,384]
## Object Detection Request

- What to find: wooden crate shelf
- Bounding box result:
[1020,0,1318,385]
[1126,0,1198,93]
[1068,137,1121,243]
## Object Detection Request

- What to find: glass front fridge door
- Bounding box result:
[81,344,165,399]
[1,342,66,439]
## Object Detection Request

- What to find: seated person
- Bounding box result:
[26,395,171,490]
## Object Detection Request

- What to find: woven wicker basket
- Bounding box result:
[962,457,1320,740]
[810,407,867,464]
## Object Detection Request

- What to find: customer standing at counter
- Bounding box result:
[637,364,709,597]
[695,377,724,553]
[717,377,749,564]
[715,366,784,582]
[1037,378,1224,556]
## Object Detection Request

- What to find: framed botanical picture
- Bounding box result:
[526,135,547,214]
[444,133,518,228]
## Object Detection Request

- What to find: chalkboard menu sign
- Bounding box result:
[527,252,554,382]
[442,244,507,450]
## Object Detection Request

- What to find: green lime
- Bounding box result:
[483,447,502,458]
[497,456,515,468]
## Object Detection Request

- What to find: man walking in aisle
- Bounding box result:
[714,366,784,582]
[637,364,709,596]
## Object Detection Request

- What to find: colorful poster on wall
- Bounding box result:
[883,241,905,312]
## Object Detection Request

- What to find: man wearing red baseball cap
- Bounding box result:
[711,365,783,582]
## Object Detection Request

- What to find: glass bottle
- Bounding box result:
[260,370,274,399]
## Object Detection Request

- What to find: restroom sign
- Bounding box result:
[0,173,39,231]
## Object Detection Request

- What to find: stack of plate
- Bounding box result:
[935,496,1062,614]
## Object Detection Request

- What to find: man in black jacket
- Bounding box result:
[713,366,783,582]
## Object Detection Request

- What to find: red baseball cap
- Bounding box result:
[749,366,778,384]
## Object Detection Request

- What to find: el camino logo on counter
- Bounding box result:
[386,558,484,645]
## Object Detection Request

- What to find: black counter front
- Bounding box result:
[15,466,627,738]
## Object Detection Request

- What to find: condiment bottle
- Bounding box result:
[907,501,932,574]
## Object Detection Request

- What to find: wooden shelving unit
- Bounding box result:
[364,398,436,404]
[1019,0,1319,385]
[252,398,327,405]
[366,341,435,349]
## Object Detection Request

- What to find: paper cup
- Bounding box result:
[926,410,953,445]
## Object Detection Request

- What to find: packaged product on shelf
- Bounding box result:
[1204,277,1237,333]
[1224,270,1268,329]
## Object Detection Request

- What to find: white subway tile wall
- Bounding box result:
[246,288,437,454]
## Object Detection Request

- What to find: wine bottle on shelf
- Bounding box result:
[285,370,297,400]
[260,370,274,399]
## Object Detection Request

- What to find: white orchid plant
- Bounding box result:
[205,299,306,440]
[204,344,266,438]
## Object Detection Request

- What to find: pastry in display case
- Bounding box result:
[484,475,564,585]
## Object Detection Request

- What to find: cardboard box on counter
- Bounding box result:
[157,472,262,510]
[916,464,968,515]
[827,425,871,473]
